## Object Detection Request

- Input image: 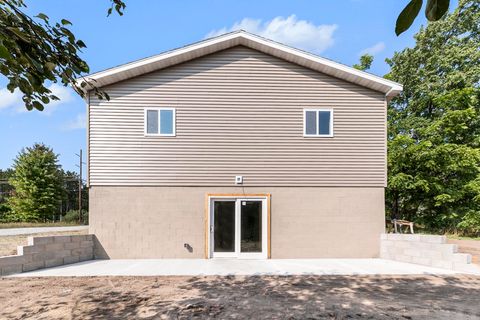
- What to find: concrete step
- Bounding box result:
[448,239,480,265]
[381,234,478,273]
[452,262,480,274]
[457,247,480,263]
[459,251,479,264]
[382,233,447,244]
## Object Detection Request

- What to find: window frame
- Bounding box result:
[303,108,334,138]
[144,107,176,137]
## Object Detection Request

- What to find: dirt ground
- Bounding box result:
[0,230,88,256]
[1,275,479,319]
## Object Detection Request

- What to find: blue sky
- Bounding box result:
[0,0,456,176]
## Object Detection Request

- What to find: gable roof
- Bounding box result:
[78,30,402,97]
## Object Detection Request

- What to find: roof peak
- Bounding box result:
[77,31,402,96]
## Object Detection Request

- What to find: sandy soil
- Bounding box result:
[1,275,479,319]
[0,230,88,256]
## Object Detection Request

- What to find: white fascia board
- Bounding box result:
[240,32,403,93]
[85,32,241,81]
[76,30,402,95]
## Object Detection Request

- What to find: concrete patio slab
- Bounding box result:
[10,258,472,277]
[0,226,88,236]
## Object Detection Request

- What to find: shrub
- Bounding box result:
[63,210,88,224]
[0,202,11,222]
[457,210,480,235]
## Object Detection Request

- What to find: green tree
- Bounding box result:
[386,0,480,234]
[6,143,63,222]
[0,168,14,220]
[0,0,125,111]
[353,54,373,71]
[60,169,88,216]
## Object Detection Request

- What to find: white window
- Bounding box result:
[303,109,333,137]
[144,108,176,136]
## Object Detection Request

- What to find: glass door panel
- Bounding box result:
[213,201,236,253]
[210,197,267,259]
[240,200,262,253]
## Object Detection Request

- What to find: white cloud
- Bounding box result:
[0,88,22,110]
[0,83,74,114]
[206,15,338,54]
[359,42,385,56]
[63,113,86,130]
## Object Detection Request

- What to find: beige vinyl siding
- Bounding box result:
[88,46,386,187]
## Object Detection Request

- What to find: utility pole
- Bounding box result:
[75,150,85,224]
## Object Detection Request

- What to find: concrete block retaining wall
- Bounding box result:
[380,234,478,273]
[0,235,94,276]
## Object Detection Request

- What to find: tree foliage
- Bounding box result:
[386,0,480,234]
[0,157,87,223]
[0,168,14,219]
[0,0,126,111]
[396,0,451,35]
[60,169,87,215]
[353,54,373,71]
[6,143,64,222]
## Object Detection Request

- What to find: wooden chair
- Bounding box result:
[392,219,414,234]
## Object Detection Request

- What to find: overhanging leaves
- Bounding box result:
[396,0,424,36]
[0,0,126,111]
[396,0,452,35]
[426,0,450,21]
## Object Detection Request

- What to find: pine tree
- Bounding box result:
[7,143,63,222]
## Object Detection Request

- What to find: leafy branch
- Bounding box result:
[0,0,126,111]
[396,0,450,35]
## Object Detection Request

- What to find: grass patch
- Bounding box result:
[412,230,480,241]
[0,222,85,229]
[446,234,480,241]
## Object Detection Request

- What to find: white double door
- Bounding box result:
[210,198,267,259]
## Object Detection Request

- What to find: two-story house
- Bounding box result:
[80,31,402,259]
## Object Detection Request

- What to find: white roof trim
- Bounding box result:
[77,30,402,96]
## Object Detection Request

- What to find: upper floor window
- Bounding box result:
[145,108,176,136]
[303,109,333,137]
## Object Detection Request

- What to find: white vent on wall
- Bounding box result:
[235,176,243,184]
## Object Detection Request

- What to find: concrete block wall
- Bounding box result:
[0,235,94,276]
[380,234,479,273]
[90,186,385,259]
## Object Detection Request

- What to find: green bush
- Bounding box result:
[63,210,88,224]
[0,202,11,222]
[457,210,480,235]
